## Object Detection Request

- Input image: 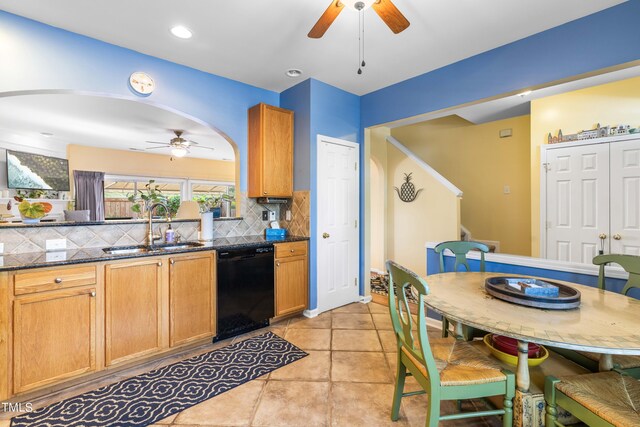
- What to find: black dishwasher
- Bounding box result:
[214,244,275,341]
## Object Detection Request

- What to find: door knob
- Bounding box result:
[613,234,622,240]
[322,232,330,239]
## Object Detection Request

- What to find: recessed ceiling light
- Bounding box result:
[518,90,532,97]
[170,25,193,39]
[40,132,53,137]
[285,69,303,78]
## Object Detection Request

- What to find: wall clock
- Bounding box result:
[129,72,155,95]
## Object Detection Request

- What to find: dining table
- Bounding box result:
[422,272,640,393]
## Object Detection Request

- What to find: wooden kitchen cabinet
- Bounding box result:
[169,252,216,347]
[248,103,294,197]
[274,241,308,316]
[105,258,163,366]
[13,285,97,393]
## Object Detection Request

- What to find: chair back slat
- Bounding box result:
[593,254,640,296]
[434,240,489,273]
[386,260,440,388]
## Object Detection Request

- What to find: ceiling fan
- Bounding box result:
[145,130,215,158]
[308,0,410,39]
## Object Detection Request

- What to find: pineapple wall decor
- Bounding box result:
[394,172,423,203]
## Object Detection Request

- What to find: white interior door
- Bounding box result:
[317,136,360,312]
[610,139,640,254]
[546,143,609,263]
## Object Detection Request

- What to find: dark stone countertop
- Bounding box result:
[0,235,309,272]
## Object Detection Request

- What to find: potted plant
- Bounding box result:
[15,196,53,224]
[195,194,232,218]
[128,180,168,218]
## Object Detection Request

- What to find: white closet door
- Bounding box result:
[546,143,609,263]
[610,139,640,255]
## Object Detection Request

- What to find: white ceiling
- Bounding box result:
[0,94,235,160]
[0,0,625,95]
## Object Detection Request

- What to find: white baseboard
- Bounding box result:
[303,308,319,318]
[359,295,372,304]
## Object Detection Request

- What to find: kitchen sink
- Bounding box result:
[102,242,204,255]
[102,246,152,255]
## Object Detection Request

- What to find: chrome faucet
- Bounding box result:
[147,202,170,246]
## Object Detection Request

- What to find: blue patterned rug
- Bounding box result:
[11,332,307,427]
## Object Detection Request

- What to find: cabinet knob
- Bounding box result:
[157,261,163,267]
[54,278,63,284]
[263,191,267,195]
[613,234,622,240]
[90,291,96,297]
[276,261,280,267]
[170,259,175,265]
[290,249,295,253]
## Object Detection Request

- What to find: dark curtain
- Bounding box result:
[73,170,105,221]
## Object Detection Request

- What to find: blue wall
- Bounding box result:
[361,1,640,127]
[281,79,361,310]
[0,10,279,191]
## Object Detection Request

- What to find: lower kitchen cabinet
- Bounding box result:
[105,258,163,366]
[275,241,308,316]
[169,253,216,346]
[13,286,97,393]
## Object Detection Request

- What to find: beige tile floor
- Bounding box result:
[2,302,503,427]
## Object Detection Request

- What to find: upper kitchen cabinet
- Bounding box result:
[248,103,294,197]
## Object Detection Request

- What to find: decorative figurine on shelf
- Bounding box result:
[394,172,423,203]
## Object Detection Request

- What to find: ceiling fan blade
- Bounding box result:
[308,0,344,38]
[192,146,216,151]
[372,0,410,34]
[145,146,169,150]
[187,139,200,145]
[145,141,169,145]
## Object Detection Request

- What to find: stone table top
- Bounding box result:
[423,272,640,355]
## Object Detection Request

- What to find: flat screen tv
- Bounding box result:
[6,150,70,191]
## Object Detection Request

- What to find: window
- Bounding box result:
[104,176,185,219]
[104,176,235,219]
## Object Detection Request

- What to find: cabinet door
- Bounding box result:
[248,104,293,197]
[262,105,293,196]
[275,255,308,316]
[611,139,640,254]
[105,259,163,366]
[545,143,609,262]
[13,286,96,393]
[169,253,215,346]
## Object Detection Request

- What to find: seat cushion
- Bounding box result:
[579,351,640,369]
[556,371,640,427]
[402,337,506,386]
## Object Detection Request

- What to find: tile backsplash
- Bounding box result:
[0,192,290,254]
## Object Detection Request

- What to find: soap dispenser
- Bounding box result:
[165,223,176,243]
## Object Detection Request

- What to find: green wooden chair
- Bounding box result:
[545,371,640,426]
[386,260,515,427]
[554,254,640,377]
[434,241,490,339]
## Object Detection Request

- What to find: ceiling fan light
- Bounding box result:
[341,0,376,11]
[171,146,187,158]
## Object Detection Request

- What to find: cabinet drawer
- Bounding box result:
[14,265,97,295]
[275,241,308,259]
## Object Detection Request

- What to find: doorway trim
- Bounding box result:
[316,134,361,314]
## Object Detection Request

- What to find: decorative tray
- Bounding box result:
[485,276,581,310]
